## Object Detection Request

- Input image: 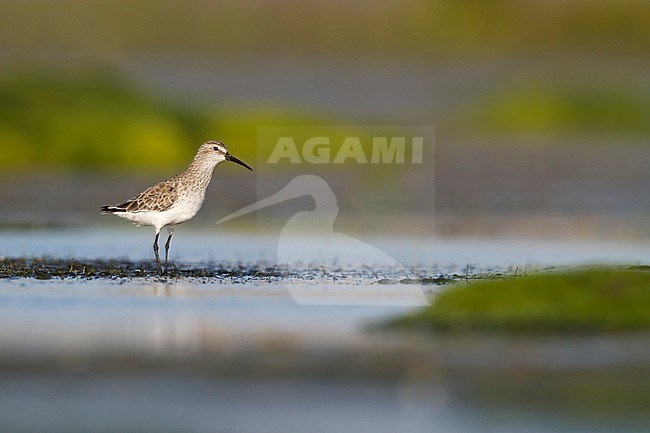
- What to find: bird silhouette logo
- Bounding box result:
[217,175,430,306]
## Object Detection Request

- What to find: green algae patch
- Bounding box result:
[393,269,650,334]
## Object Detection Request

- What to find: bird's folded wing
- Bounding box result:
[121,179,179,213]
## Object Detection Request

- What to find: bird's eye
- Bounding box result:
[213,146,218,151]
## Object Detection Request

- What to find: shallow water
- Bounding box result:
[2,229,650,432]
[0,278,412,356]
[2,228,649,270]
[1,277,649,432]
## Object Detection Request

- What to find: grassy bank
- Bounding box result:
[0,68,320,171]
[393,267,650,333]
[455,83,650,136]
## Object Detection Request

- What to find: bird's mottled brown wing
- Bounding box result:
[122,178,179,213]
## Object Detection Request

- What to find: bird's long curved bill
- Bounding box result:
[226,153,253,171]
[216,182,305,225]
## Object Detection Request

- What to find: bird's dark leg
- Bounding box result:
[153,232,163,275]
[164,227,174,274]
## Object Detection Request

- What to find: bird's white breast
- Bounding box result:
[170,191,206,223]
[117,192,206,230]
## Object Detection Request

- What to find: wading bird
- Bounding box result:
[101,140,253,274]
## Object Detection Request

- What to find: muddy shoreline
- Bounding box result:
[0,256,468,283]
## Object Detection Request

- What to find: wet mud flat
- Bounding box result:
[0,256,469,283]
[1,262,650,432]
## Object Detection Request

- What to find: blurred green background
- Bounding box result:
[0,0,648,236]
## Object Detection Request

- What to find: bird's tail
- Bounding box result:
[100,205,127,214]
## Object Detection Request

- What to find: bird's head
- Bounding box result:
[196,140,253,171]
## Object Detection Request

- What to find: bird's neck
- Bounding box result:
[182,159,218,191]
